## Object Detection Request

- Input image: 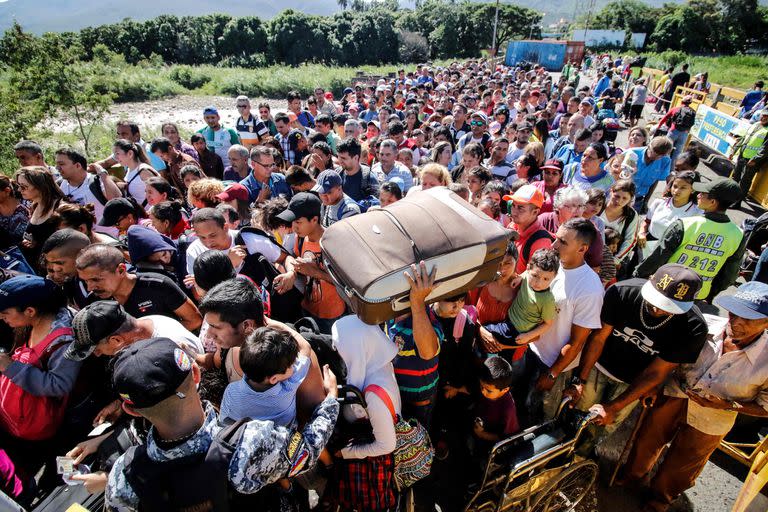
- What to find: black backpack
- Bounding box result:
[522,229,555,262]
[234,227,303,323]
[674,106,696,131]
[122,419,289,512]
[287,317,348,383]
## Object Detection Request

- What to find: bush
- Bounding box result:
[169,65,211,89]
[91,70,184,102]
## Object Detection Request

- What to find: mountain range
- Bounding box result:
[0,0,683,34]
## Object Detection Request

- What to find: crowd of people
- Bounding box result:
[1,57,767,512]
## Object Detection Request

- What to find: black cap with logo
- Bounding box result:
[640,263,702,314]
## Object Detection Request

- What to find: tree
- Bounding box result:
[472,3,542,54]
[589,0,658,34]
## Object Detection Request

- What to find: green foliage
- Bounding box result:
[169,66,212,90]
[398,31,430,64]
[639,52,768,89]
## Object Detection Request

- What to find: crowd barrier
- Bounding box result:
[639,67,768,207]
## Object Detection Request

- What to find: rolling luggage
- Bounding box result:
[321,187,510,324]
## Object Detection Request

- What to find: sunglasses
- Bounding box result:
[252,160,278,168]
[470,120,485,127]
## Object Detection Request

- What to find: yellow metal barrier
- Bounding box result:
[728,435,768,512]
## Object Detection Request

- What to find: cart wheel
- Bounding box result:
[527,460,598,512]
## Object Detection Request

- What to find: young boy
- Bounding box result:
[472,357,519,453]
[219,326,309,427]
[481,248,559,362]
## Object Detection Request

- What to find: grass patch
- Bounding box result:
[635,52,768,90]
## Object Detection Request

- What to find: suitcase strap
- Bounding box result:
[380,209,423,262]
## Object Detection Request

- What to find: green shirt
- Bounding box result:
[507,274,557,334]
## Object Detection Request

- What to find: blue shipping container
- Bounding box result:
[505,40,567,71]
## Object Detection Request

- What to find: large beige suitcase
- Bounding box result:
[320,187,511,324]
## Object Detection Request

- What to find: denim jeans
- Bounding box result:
[667,128,689,165]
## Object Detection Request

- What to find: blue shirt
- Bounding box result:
[240,171,292,203]
[372,162,414,192]
[593,76,610,97]
[742,90,763,112]
[628,147,672,198]
[220,354,310,427]
[562,163,615,193]
[554,144,583,166]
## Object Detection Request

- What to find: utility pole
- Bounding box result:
[492,0,500,54]
[583,0,597,43]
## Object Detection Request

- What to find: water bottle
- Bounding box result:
[620,151,638,179]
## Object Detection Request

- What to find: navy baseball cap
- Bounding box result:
[276,192,322,223]
[313,170,343,194]
[0,275,59,311]
[715,282,768,320]
[203,106,219,116]
[112,338,193,409]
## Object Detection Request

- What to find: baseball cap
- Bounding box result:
[313,170,343,194]
[517,122,533,132]
[503,184,544,208]
[540,159,565,172]
[471,111,488,124]
[112,338,193,409]
[216,183,250,203]
[692,178,742,207]
[99,198,135,227]
[203,106,219,116]
[714,281,768,320]
[489,121,502,135]
[343,87,353,95]
[66,300,127,361]
[367,120,380,129]
[640,263,702,314]
[276,192,322,223]
[682,95,694,104]
[0,275,59,312]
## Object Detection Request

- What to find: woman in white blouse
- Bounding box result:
[639,170,702,260]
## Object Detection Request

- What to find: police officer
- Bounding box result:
[106,338,339,511]
[635,178,745,303]
[732,109,768,200]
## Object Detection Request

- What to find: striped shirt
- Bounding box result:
[386,308,445,403]
[219,354,310,428]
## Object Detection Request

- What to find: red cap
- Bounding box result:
[216,183,249,202]
[503,184,544,208]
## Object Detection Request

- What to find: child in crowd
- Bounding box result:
[220,326,308,426]
[471,357,519,456]
[604,226,621,257]
[481,248,559,365]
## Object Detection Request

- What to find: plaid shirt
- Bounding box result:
[276,132,296,167]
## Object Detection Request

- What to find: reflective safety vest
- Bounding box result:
[668,216,743,299]
[740,124,768,160]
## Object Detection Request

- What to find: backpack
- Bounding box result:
[88,176,108,207]
[522,230,555,262]
[0,327,73,440]
[122,418,288,512]
[235,227,303,323]
[287,317,348,383]
[674,106,697,131]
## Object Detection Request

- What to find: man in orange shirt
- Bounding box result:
[273,193,346,333]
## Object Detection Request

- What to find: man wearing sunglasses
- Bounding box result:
[240,146,292,204]
[564,264,707,433]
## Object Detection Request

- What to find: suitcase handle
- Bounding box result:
[380,209,423,262]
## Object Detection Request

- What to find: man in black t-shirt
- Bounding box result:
[565,264,707,430]
[75,244,202,331]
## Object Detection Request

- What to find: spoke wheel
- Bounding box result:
[527,460,598,512]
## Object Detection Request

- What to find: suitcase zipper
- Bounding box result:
[379,209,423,262]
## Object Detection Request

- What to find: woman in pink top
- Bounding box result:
[531,159,566,213]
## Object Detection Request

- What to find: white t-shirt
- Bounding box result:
[149,314,204,354]
[124,164,157,205]
[60,173,106,219]
[531,263,604,369]
[643,198,702,258]
[185,229,283,275]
